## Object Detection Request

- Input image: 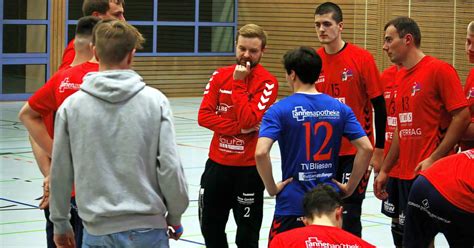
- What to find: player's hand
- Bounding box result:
[332,179,354,199]
[415,156,435,173]
[370,148,384,177]
[373,170,389,200]
[268,177,293,196]
[233,61,251,81]
[39,176,50,209]
[168,224,184,240]
[241,123,261,134]
[54,231,75,248]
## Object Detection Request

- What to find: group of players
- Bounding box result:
[17,0,473,247]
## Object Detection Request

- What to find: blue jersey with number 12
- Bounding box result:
[259,93,366,216]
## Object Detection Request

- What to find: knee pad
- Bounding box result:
[391,220,403,247]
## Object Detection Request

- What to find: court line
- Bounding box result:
[0,198,38,209]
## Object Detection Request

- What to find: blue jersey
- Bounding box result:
[259,93,366,216]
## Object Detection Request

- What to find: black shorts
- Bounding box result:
[381,177,414,222]
[199,159,264,248]
[403,176,474,248]
[268,215,305,243]
[336,155,371,203]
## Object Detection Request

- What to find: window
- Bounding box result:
[0,0,51,100]
[66,0,237,56]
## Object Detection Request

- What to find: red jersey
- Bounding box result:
[316,43,383,156]
[29,62,99,138]
[421,149,474,213]
[465,68,474,121]
[381,65,401,178]
[270,224,375,248]
[198,64,278,166]
[58,39,75,71]
[395,56,467,180]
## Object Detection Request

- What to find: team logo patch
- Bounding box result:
[411,82,421,96]
[341,68,353,82]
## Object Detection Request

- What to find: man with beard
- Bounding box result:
[197,24,279,248]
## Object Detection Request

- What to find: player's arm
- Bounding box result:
[198,70,245,136]
[374,126,400,200]
[344,136,372,195]
[255,137,292,196]
[460,104,474,142]
[49,107,74,240]
[18,103,53,156]
[416,106,470,171]
[29,136,51,177]
[232,63,278,129]
[370,95,387,174]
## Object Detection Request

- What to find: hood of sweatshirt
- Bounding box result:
[81,70,146,103]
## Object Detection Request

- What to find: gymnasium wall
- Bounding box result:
[49,0,474,98]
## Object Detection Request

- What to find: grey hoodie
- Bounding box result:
[49,70,189,235]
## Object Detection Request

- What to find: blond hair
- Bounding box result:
[92,20,144,65]
[236,24,267,49]
[468,21,474,34]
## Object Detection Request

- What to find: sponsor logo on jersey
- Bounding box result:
[398,112,412,124]
[411,81,421,96]
[399,128,422,138]
[341,68,353,82]
[305,236,362,248]
[298,172,333,181]
[218,135,244,152]
[216,103,232,113]
[387,116,398,127]
[58,77,81,93]
[292,106,340,121]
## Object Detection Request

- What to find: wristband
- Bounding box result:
[173,225,183,234]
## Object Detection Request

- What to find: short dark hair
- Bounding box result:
[283,46,322,85]
[75,16,101,38]
[82,0,125,16]
[303,184,342,219]
[384,17,421,48]
[314,2,343,23]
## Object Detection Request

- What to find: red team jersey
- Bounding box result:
[316,43,383,156]
[58,39,75,71]
[198,64,278,166]
[421,149,474,213]
[395,56,468,180]
[270,224,375,248]
[29,62,99,137]
[381,65,401,178]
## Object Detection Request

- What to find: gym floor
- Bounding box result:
[0,98,449,247]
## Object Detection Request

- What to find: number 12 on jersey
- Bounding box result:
[303,121,333,161]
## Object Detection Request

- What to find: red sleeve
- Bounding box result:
[198,70,242,135]
[436,63,468,112]
[231,72,279,129]
[28,73,60,116]
[58,40,75,70]
[361,51,383,99]
[268,235,285,248]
